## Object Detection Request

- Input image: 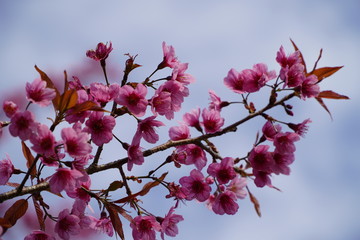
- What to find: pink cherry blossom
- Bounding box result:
[248,145,274,172]
[243,63,276,93]
[262,120,282,141]
[176,144,207,170]
[183,108,202,132]
[207,157,237,185]
[212,190,239,215]
[171,62,195,85]
[84,111,115,146]
[288,118,312,137]
[30,124,56,156]
[66,173,91,202]
[151,80,189,120]
[223,68,245,94]
[68,76,86,90]
[283,63,305,88]
[227,176,247,199]
[54,208,81,240]
[40,153,63,167]
[24,230,55,240]
[26,78,56,107]
[89,82,115,106]
[179,169,211,202]
[224,64,275,94]
[0,154,14,185]
[2,100,18,118]
[9,110,36,141]
[276,46,301,69]
[300,74,320,99]
[166,182,188,201]
[169,124,190,141]
[208,90,229,111]
[72,154,94,170]
[86,42,113,61]
[136,116,165,144]
[150,90,172,117]
[253,169,272,188]
[49,168,83,194]
[271,151,295,175]
[115,83,148,117]
[273,132,300,153]
[92,216,114,237]
[130,215,161,240]
[158,41,179,69]
[160,207,184,239]
[201,108,224,134]
[61,126,92,158]
[127,142,144,171]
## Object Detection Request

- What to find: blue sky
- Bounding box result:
[1,1,360,239]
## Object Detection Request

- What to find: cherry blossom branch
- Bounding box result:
[0,92,295,203]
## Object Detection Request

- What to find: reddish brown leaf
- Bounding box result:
[107,181,124,192]
[4,199,28,227]
[139,172,168,196]
[67,101,108,115]
[0,218,12,228]
[318,90,349,100]
[247,188,261,217]
[105,203,125,240]
[290,39,307,73]
[108,202,133,222]
[315,97,333,119]
[32,197,45,230]
[21,141,36,179]
[34,65,61,110]
[58,89,78,113]
[309,66,343,82]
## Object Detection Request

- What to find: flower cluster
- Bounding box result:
[0,41,346,240]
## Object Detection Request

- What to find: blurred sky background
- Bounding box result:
[0,0,360,239]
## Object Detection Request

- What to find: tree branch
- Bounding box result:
[0,92,295,203]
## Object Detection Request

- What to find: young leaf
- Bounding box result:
[315,97,333,120]
[21,141,36,179]
[107,180,124,192]
[105,203,125,240]
[66,101,108,115]
[3,199,28,227]
[34,65,61,110]
[309,66,343,82]
[108,202,133,222]
[58,89,78,113]
[318,90,349,100]
[139,172,168,197]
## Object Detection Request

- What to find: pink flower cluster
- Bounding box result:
[224,46,320,99]
[176,159,247,216]
[130,207,184,240]
[0,40,344,240]
[248,119,312,187]
[276,46,320,99]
